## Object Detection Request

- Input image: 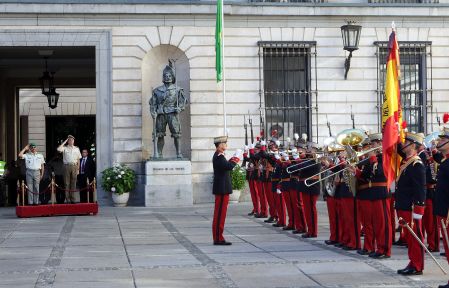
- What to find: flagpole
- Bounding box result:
[222,0,227,136]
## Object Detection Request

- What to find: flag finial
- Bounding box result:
[391,21,396,31]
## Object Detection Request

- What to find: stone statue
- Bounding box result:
[149,60,188,159]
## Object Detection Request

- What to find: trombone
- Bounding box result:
[304,128,381,187]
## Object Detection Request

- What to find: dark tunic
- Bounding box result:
[356,155,389,200]
[433,157,449,217]
[395,156,426,211]
[212,151,237,195]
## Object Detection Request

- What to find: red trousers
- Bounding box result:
[283,189,295,228]
[248,179,260,214]
[256,180,268,216]
[303,193,319,237]
[423,198,439,251]
[326,196,338,242]
[372,199,392,256]
[293,189,307,232]
[339,197,361,249]
[437,216,449,265]
[264,182,277,218]
[212,194,229,243]
[397,210,424,271]
[274,192,287,226]
[358,199,375,252]
[391,194,397,242]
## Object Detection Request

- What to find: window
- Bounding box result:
[258,41,317,142]
[375,41,432,134]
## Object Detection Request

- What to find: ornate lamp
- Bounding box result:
[39,57,54,95]
[341,21,362,80]
[46,87,59,109]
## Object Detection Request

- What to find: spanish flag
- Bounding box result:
[382,29,405,191]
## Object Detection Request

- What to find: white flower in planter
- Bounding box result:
[111,187,116,192]
[121,171,125,175]
[118,175,122,178]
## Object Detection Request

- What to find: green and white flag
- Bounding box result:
[215,0,223,82]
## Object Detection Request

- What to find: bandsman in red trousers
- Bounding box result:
[261,141,278,223]
[212,136,241,246]
[243,145,259,216]
[271,149,287,228]
[353,133,392,258]
[395,132,426,275]
[433,127,449,288]
[288,148,307,234]
[278,152,296,230]
[418,145,440,252]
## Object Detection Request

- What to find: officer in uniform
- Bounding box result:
[18,143,45,205]
[212,136,241,245]
[396,132,426,276]
[433,127,449,288]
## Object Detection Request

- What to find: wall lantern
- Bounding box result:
[39,57,54,95]
[341,21,362,80]
[46,87,59,109]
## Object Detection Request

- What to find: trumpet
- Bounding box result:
[303,128,380,187]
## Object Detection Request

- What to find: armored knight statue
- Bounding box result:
[149,60,188,159]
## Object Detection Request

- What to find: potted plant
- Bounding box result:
[230,164,246,203]
[101,163,136,207]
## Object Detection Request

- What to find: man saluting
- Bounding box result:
[212,136,241,245]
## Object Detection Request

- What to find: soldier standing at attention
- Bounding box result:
[396,132,426,276]
[212,136,241,245]
[57,135,81,204]
[18,143,45,205]
[434,127,449,288]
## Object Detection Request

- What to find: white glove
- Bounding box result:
[275,154,281,160]
[291,148,297,153]
[244,145,249,152]
[275,140,280,146]
[249,143,255,149]
[283,155,289,161]
[233,149,242,160]
[286,137,291,143]
[292,154,299,160]
[412,213,423,220]
[276,188,282,194]
[294,133,299,140]
[261,140,266,146]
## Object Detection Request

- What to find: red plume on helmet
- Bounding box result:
[443,113,449,124]
[271,129,278,137]
[401,121,407,129]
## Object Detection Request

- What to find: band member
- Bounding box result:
[418,141,440,252]
[243,144,260,216]
[278,151,295,230]
[433,127,449,288]
[299,143,321,238]
[353,133,392,258]
[288,146,307,234]
[262,140,280,223]
[212,136,241,245]
[271,148,287,228]
[253,140,269,218]
[396,132,426,276]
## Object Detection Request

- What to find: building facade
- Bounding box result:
[0,0,448,205]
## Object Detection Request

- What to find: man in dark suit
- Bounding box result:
[212,136,241,245]
[78,149,96,203]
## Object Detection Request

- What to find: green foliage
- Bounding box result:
[101,163,136,195]
[231,164,246,190]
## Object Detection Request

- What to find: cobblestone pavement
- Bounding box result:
[1,201,448,288]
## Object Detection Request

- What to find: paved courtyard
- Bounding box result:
[1,201,448,288]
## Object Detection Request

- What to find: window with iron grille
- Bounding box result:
[375,41,432,134]
[258,41,317,143]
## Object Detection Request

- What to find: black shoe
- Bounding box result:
[369,252,390,259]
[357,249,370,255]
[282,226,294,231]
[441,252,446,256]
[325,240,337,245]
[255,214,267,218]
[301,234,316,238]
[292,230,303,234]
[342,246,356,251]
[438,283,449,288]
[393,240,407,247]
[248,211,255,216]
[397,267,422,275]
[264,217,275,223]
[214,241,232,246]
[334,243,343,248]
[272,223,283,227]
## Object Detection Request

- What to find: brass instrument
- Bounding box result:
[304,128,381,187]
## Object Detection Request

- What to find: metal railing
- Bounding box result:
[369,0,438,3]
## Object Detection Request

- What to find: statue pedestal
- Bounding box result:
[144,160,193,207]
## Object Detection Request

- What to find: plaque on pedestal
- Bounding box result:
[145,160,193,207]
